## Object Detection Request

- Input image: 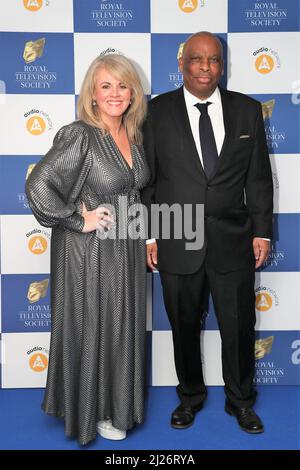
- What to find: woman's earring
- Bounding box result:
[92,100,97,106]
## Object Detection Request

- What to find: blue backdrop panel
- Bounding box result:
[0,32,75,94]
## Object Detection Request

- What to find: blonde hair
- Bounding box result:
[77,54,147,145]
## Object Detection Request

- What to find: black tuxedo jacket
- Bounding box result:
[141,86,273,274]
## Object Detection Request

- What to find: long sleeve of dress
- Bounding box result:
[26,122,92,232]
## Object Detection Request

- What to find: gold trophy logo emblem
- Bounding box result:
[27,279,49,303]
[177,42,185,61]
[261,99,275,121]
[255,336,274,360]
[23,38,45,64]
[26,164,36,180]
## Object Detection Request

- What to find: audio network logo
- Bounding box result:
[23,0,50,12]
[253,47,281,74]
[24,108,53,135]
[27,346,49,372]
[255,285,279,312]
[26,228,51,255]
[99,47,124,57]
[178,0,205,13]
[91,1,134,28]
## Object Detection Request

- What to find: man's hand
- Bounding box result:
[253,238,270,269]
[146,242,158,271]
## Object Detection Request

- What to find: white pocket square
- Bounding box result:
[239,134,251,139]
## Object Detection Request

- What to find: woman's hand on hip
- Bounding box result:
[81,202,114,233]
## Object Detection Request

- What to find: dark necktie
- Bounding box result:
[194,102,218,179]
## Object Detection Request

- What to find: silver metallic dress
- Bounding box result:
[26,121,150,445]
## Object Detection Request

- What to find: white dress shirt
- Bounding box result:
[184,85,225,163]
[146,86,269,244]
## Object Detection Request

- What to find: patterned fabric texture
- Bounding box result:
[26,121,150,445]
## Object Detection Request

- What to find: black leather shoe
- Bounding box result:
[225,401,264,434]
[171,404,202,429]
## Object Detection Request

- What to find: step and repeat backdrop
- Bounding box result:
[0,0,299,388]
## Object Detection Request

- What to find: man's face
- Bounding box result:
[179,35,224,100]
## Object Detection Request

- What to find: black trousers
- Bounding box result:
[160,261,257,409]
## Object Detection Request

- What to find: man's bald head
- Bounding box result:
[182,31,223,60]
[179,31,224,100]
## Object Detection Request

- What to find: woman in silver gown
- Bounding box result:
[26,54,150,445]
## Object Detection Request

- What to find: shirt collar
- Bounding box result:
[183,86,221,109]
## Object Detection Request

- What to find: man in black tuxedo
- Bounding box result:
[142,32,273,433]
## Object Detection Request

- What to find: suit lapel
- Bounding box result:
[209,88,236,180]
[173,87,207,180]
[171,87,236,181]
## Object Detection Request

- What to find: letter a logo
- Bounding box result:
[255,54,274,74]
[23,0,43,11]
[29,353,48,372]
[256,293,273,312]
[26,115,46,135]
[179,0,198,13]
[28,236,48,254]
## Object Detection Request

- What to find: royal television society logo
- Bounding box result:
[17,164,36,211]
[23,38,45,64]
[26,164,36,180]
[261,98,285,151]
[253,47,281,74]
[255,335,274,359]
[244,2,288,28]
[26,228,50,255]
[27,278,49,303]
[24,108,53,135]
[261,98,275,120]
[255,285,279,312]
[18,279,51,329]
[17,192,30,210]
[263,243,285,269]
[178,0,205,13]
[168,43,185,90]
[14,38,57,91]
[27,346,49,372]
[265,125,285,150]
[91,1,134,29]
[254,335,285,384]
[23,0,49,12]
